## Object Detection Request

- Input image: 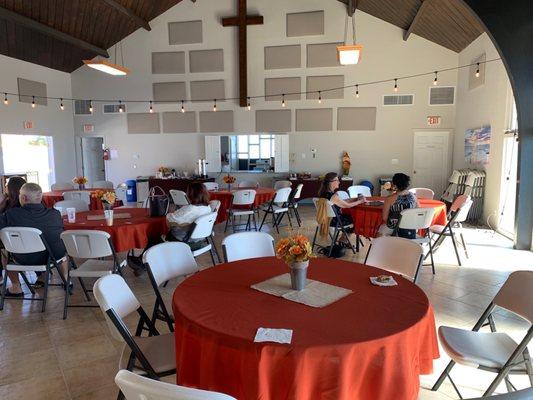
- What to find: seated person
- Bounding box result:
[0,176,26,213]
[166,183,212,245]
[379,173,419,239]
[0,183,68,296]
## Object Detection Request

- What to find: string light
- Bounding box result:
[355,85,359,98]
[181,100,185,113]
[433,71,438,86]
[149,100,153,113]
[118,100,123,113]
[89,100,93,113]
[31,96,36,108]
[247,97,251,111]
[393,79,398,92]
[3,93,8,105]
[475,63,480,78]
[213,99,217,112]
[281,94,286,107]
[59,98,64,111]
[318,91,322,104]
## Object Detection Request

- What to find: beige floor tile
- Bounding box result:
[48,320,106,347]
[72,383,118,400]
[62,356,119,399]
[55,335,118,369]
[0,348,62,385]
[0,331,53,361]
[0,373,70,400]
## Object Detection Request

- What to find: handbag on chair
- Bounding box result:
[147,186,169,217]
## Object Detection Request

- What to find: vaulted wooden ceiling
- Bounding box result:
[0,0,484,73]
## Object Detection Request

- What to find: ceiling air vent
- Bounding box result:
[74,100,92,115]
[430,86,455,105]
[383,94,414,106]
[103,104,127,114]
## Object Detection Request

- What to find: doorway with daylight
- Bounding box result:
[0,134,55,191]
[79,137,106,184]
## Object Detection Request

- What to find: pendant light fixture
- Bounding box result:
[337,0,363,65]
[3,93,8,105]
[149,101,154,113]
[83,42,130,76]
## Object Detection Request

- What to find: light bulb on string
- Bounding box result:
[475,63,480,78]
[281,94,286,108]
[118,101,123,113]
[433,71,438,86]
[31,96,36,108]
[213,99,217,112]
[247,97,251,111]
[318,91,322,104]
[393,79,398,92]
[355,85,359,98]
[89,100,93,113]
[59,98,65,111]
[149,101,154,113]
[181,100,185,113]
[3,93,8,105]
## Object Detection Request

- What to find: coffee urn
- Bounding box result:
[197,159,208,178]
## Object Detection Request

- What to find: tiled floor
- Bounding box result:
[0,205,532,399]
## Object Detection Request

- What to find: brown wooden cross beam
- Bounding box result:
[222,0,264,107]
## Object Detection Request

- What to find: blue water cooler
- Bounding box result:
[126,179,137,202]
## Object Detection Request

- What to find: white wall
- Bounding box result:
[0,54,76,186]
[453,33,512,225]
[70,0,459,186]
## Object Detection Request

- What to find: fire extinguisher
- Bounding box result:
[103,149,110,161]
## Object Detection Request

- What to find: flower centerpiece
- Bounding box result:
[276,235,315,290]
[92,190,117,210]
[222,174,236,190]
[157,166,172,178]
[72,176,88,190]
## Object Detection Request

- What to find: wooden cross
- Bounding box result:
[222,0,264,107]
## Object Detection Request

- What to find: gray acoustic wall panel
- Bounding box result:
[307,43,342,68]
[17,78,47,106]
[296,108,333,131]
[168,20,202,45]
[256,110,292,133]
[264,45,301,69]
[199,111,234,133]
[162,112,197,133]
[127,113,161,134]
[191,80,225,102]
[306,75,344,99]
[287,11,324,37]
[152,52,185,74]
[189,49,224,73]
[337,107,377,131]
[153,82,186,103]
[265,77,301,101]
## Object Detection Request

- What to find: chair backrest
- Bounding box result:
[312,197,336,218]
[143,242,199,287]
[61,230,113,259]
[51,182,75,191]
[222,232,275,262]
[454,198,473,223]
[364,236,423,281]
[398,207,435,230]
[53,199,89,214]
[409,187,435,200]
[209,200,221,213]
[492,271,533,323]
[450,194,471,213]
[274,180,292,190]
[189,212,218,240]
[348,185,372,198]
[92,180,114,189]
[62,190,91,205]
[169,190,189,207]
[115,370,237,400]
[273,187,292,203]
[204,182,219,191]
[238,181,259,188]
[292,183,304,200]
[232,189,256,206]
[336,190,349,201]
[115,187,127,203]
[0,227,46,254]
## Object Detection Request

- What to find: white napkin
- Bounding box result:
[254,328,293,344]
[370,276,398,287]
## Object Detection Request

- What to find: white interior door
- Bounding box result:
[274,135,290,173]
[81,137,105,183]
[204,136,221,173]
[413,131,451,197]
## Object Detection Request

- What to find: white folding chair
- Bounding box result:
[51,182,75,191]
[91,180,115,189]
[203,182,219,191]
[0,227,66,312]
[274,180,292,190]
[115,369,237,400]
[259,187,292,233]
[432,271,533,398]
[364,236,424,282]
[238,181,259,188]
[53,199,89,215]
[222,232,275,262]
[209,200,221,213]
[410,187,435,200]
[115,186,128,204]
[429,195,473,266]
[62,190,91,206]
[336,190,349,200]
[143,242,199,331]
[93,275,176,392]
[396,207,436,275]
[224,190,257,233]
[187,212,219,265]
[288,183,304,226]
[466,388,533,400]
[347,185,372,198]
[169,190,189,207]
[60,230,125,319]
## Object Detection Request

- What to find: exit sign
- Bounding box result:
[83,124,94,133]
[427,116,441,126]
[23,121,33,129]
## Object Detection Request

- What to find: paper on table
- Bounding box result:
[370,276,398,286]
[282,281,352,308]
[254,328,293,344]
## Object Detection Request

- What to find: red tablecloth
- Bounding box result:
[344,197,448,238]
[42,189,121,210]
[209,188,276,223]
[63,208,167,252]
[172,257,439,400]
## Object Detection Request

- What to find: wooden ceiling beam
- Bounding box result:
[404,0,433,41]
[0,6,109,58]
[100,0,151,31]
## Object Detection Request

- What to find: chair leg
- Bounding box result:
[286,211,293,228]
[232,215,236,233]
[460,232,469,258]
[329,230,340,257]
[312,226,319,250]
[294,207,302,227]
[224,212,230,233]
[20,272,36,295]
[449,229,462,266]
[63,270,70,320]
[252,212,258,231]
[209,248,217,266]
[41,269,50,313]
[259,210,269,231]
[0,270,8,310]
[78,277,91,302]
[428,232,436,274]
[432,360,456,391]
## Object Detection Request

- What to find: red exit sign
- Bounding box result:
[427,116,441,126]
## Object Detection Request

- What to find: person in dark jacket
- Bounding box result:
[0,183,67,296]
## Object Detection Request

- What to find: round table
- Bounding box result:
[172,257,439,400]
[63,208,167,253]
[208,188,276,223]
[42,188,121,210]
[343,197,448,238]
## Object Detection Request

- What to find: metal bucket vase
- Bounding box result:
[289,260,309,291]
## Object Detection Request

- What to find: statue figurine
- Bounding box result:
[341,151,351,177]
